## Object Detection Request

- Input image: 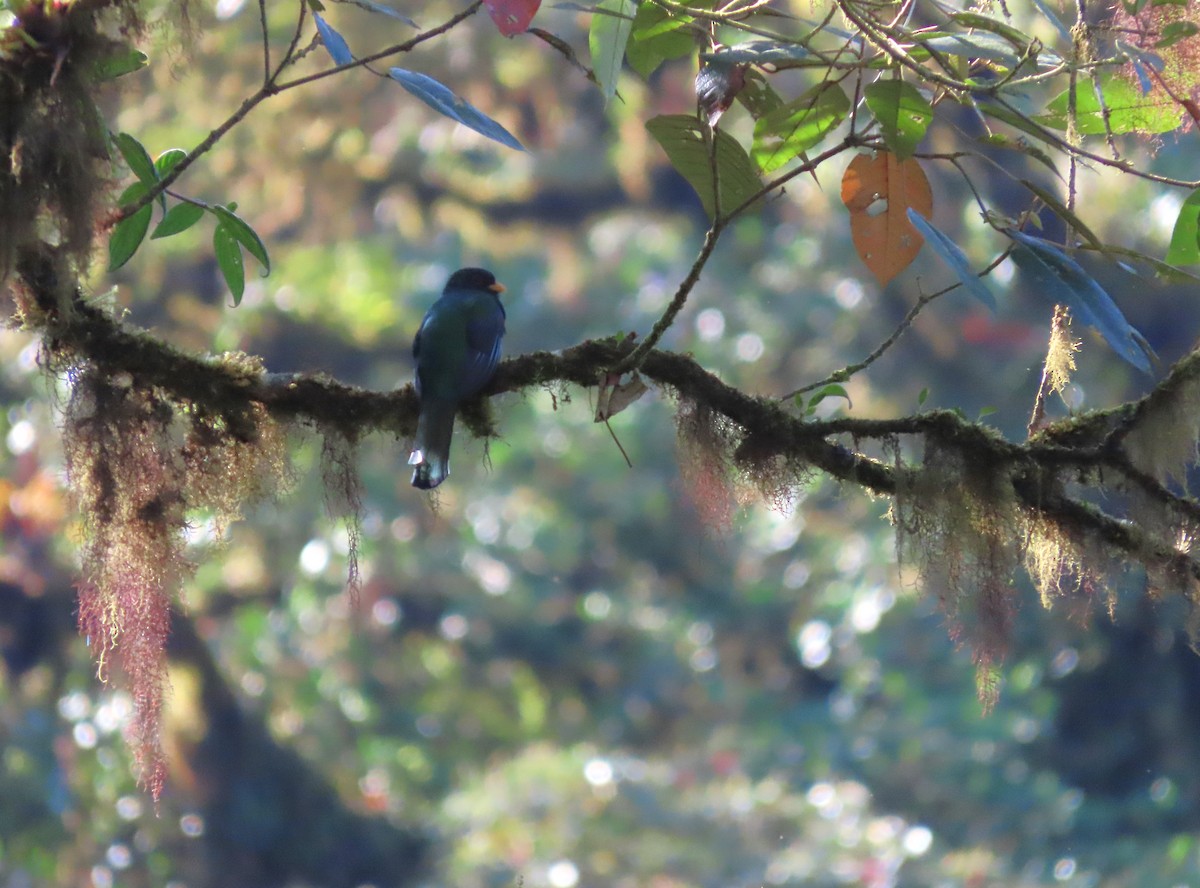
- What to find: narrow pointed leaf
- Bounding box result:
[151,202,205,240]
[213,223,246,306]
[976,134,1060,179]
[588,0,635,103]
[907,209,997,310]
[864,80,932,159]
[1007,230,1153,373]
[211,206,270,274]
[108,184,154,271]
[701,40,812,66]
[115,132,157,185]
[354,0,417,26]
[645,114,761,220]
[313,11,354,65]
[388,68,526,151]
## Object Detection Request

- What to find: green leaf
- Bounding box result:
[977,406,997,419]
[752,84,849,173]
[151,202,206,240]
[108,183,153,271]
[91,46,148,81]
[645,114,761,220]
[1157,20,1199,49]
[626,2,692,79]
[863,80,932,160]
[1037,75,1183,134]
[1019,179,1103,250]
[805,384,852,415]
[1165,188,1200,266]
[115,132,157,185]
[948,12,1035,48]
[917,387,929,407]
[210,205,271,274]
[588,0,635,103]
[155,148,188,177]
[213,223,246,305]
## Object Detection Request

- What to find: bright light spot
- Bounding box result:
[547,860,580,888]
[807,781,835,809]
[696,308,726,341]
[797,620,832,669]
[637,278,668,312]
[584,758,614,786]
[115,796,142,821]
[583,591,611,619]
[687,621,714,645]
[372,598,401,627]
[439,613,469,640]
[783,560,810,589]
[73,722,97,749]
[94,693,132,733]
[1054,857,1077,880]
[339,689,369,722]
[542,427,569,457]
[690,647,718,672]
[1150,192,1183,242]
[849,594,882,634]
[993,256,1015,286]
[180,813,205,837]
[902,825,933,856]
[106,843,132,870]
[90,866,113,888]
[735,332,765,362]
[834,278,865,309]
[214,0,245,19]
[390,517,417,542]
[1012,716,1039,743]
[6,419,35,454]
[299,539,330,576]
[1150,776,1176,804]
[58,691,91,721]
[463,551,512,595]
[1050,646,1079,678]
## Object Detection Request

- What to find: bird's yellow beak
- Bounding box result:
[490,282,506,294]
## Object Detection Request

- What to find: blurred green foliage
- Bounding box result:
[5,1,1200,887]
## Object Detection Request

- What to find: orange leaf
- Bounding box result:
[840,152,933,287]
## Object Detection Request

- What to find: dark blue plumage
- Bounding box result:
[409,267,506,489]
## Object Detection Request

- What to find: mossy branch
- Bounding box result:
[19,241,1200,587]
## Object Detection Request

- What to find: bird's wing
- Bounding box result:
[459,303,505,395]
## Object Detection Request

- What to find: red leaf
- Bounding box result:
[484,0,540,36]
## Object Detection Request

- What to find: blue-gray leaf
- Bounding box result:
[1007,230,1154,374]
[388,68,526,151]
[353,0,417,27]
[907,210,997,311]
[313,12,354,66]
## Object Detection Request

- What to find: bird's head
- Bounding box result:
[446,267,506,295]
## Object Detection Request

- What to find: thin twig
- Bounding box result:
[111,2,484,225]
[258,0,271,87]
[781,247,1015,401]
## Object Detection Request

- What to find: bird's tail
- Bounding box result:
[409,400,457,489]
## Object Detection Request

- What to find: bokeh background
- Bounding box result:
[4,1,1200,886]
